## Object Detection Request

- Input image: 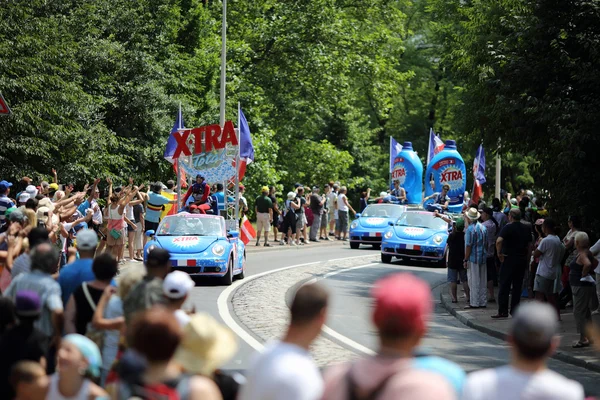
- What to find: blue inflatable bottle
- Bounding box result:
[390,142,423,204]
[424,140,466,213]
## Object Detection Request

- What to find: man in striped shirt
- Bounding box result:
[0,180,15,227]
[464,207,488,309]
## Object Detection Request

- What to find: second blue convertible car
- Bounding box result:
[349,204,407,249]
[144,213,246,285]
[380,210,450,267]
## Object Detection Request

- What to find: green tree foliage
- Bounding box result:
[1,0,461,208]
[429,0,600,229]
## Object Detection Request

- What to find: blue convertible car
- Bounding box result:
[144,213,246,285]
[349,204,407,249]
[380,210,450,267]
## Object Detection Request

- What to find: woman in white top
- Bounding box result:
[124,189,144,262]
[48,334,107,400]
[336,187,355,241]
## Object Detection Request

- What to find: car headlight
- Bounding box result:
[350,221,358,229]
[212,244,225,256]
[147,244,156,252]
[433,235,443,244]
[384,231,393,239]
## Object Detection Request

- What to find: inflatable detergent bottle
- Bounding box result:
[390,142,423,204]
[424,140,466,213]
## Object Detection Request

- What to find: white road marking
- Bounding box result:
[217,255,377,352]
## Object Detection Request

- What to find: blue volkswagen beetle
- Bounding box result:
[380,210,449,267]
[144,213,246,285]
[349,204,407,249]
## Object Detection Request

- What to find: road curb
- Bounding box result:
[438,283,600,373]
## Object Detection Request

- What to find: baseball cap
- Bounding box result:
[49,183,59,191]
[0,180,12,192]
[15,290,42,317]
[25,185,38,197]
[4,207,16,218]
[312,185,319,191]
[511,302,558,349]
[261,186,269,193]
[163,270,195,299]
[372,273,432,337]
[76,229,98,250]
[18,192,30,204]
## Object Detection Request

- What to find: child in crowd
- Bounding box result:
[10,361,49,400]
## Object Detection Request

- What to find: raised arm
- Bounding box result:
[92,286,125,331]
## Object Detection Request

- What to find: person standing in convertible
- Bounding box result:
[181,174,211,207]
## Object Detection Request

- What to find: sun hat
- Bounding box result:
[18,192,30,204]
[372,273,432,337]
[15,290,41,317]
[62,334,102,378]
[76,229,98,250]
[174,313,237,376]
[163,271,195,299]
[38,197,55,212]
[465,207,481,221]
[25,185,38,198]
[261,186,269,193]
[287,191,296,200]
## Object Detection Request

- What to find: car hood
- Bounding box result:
[155,236,219,254]
[393,226,442,241]
[358,217,392,229]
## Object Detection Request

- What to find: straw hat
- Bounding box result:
[465,207,481,221]
[174,313,237,376]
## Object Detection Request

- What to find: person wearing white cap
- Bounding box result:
[24,185,38,199]
[163,271,195,327]
[17,192,30,207]
[462,302,584,400]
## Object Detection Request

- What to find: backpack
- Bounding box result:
[81,283,104,350]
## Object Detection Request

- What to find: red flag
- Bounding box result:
[239,216,256,245]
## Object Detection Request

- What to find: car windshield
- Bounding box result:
[395,211,448,230]
[361,204,406,218]
[157,216,223,236]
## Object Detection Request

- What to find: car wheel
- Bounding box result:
[350,242,360,249]
[372,244,381,250]
[222,257,233,286]
[381,254,393,264]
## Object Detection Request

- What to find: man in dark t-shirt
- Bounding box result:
[493,209,533,318]
[309,187,325,242]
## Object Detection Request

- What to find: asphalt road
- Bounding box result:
[185,244,600,395]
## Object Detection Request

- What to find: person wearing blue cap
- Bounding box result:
[0,180,15,227]
[47,334,107,398]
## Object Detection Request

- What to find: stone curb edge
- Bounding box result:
[438,283,600,374]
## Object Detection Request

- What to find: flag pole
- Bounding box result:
[176,103,182,210]
[495,141,501,200]
[235,102,241,225]
[219,0,227,128]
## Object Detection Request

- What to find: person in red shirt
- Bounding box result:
[181,175,211,206]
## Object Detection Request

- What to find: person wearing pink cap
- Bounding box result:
[321,274,457,400]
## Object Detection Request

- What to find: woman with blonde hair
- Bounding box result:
[570,231,599,348]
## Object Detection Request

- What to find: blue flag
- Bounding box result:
[164,106,185,163]
[389,137,402,173]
